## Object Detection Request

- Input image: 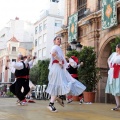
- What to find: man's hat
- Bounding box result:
[71,56,79,64]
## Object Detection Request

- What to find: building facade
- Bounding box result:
[33,0,65,61]
[0,18,34,84]
[0,37,31,84]
[59,0,120,103]
[0,17,34,49]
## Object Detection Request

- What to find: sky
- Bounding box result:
[0,0,48,30]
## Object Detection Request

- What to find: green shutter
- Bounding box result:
[68,12,78,43]
[102,0,117,30]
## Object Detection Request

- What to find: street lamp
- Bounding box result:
[70,39,77,50]
[67,39,83,52]
[76,42,83,52]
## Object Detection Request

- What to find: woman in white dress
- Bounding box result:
[105,44,120,111]
[46,36,86,112]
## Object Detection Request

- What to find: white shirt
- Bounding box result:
[11,60,34,73]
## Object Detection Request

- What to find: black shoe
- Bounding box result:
[67,99,73,104]
[47,102,57,112]
[56,97,64,107]
[111,107,120,111]
[79,98,84,105]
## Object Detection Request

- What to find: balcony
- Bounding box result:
[9,51,18,55]
[78,8,86,21]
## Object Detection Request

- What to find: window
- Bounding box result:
[35,26,38,34]
[43,34,47,42]
[11,73,15,82]
[12,47,16,51]
[2,72,4,79]
[55,20,62,27]
[38,36,42,44]
[1,73,2,81]
[34,52,37,56]
[0,34,5,38]
[43,20,47,30]
[3,59,5,65]
[38,50,41,58]
[42,48,46,57]
[51,0,59,2]
[77,0,87,21]
[39,24,42,32]
[35,39,37,46]
[98,0,102,10]
[12,59,16,62]
[79,28,83,37]
[1,60,3,66]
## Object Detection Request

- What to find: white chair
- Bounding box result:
[35,85,41,99]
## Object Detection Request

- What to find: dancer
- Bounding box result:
[105,43,120,111]
[66,56,84,104]
[9,54,28,105]
[22,55,36,103]
[9,54,35,105]
[26,80,36,103]
[46,36,86,112]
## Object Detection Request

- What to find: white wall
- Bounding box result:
[33,15,63,61]
[0,19,34,46]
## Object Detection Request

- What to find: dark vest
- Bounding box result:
[15,61,26,77]
[67,65,78,74]
[26,63,30,75]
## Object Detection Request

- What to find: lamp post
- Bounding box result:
[67,39,83,52]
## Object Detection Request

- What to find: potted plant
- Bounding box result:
[78,46,101,103]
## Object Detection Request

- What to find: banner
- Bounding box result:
[102,0,117,30]
[68,12,78,43]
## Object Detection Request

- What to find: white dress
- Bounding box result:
[46,45,86,96]
[105,52,120,96]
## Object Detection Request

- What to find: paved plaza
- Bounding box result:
[0,98,119,120]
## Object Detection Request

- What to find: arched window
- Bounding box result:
[77,0,87,21]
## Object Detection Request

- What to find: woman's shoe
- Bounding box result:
[111,107,120,111]
[79,98,84,105]
[47,102,57,112]
[67,99,73,104]
[56,97,64,107]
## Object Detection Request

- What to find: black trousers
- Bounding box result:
[10,78,30,101]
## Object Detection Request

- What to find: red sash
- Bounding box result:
[52,60,64,64]
[71,74,78,78]
[113,64,120,78]
[16,75,29,79]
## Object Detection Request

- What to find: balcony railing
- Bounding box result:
[78,8,86,21]
[9,51,18,55]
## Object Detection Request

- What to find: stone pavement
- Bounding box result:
[0,98,119,120]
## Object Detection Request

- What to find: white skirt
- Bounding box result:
[46,63,86,96]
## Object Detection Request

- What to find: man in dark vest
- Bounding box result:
[66,56,84,104]
[22,55,36,103]
[56,56,84,106]
[10,54,30,105]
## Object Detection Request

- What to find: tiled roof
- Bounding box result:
[8,36,19,42]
